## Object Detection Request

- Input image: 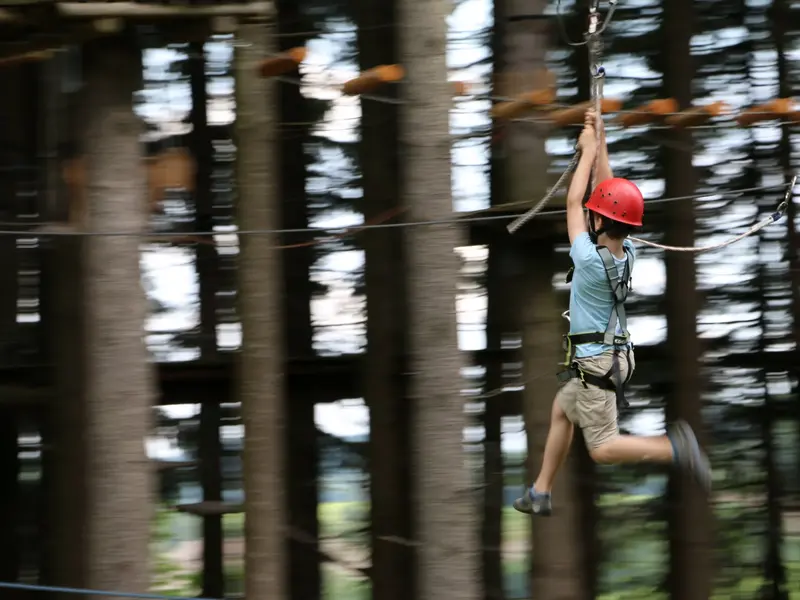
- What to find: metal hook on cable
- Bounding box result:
[772,174,796,220]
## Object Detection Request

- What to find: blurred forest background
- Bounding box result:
[1,0,799,599]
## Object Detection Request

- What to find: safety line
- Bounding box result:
[629,176,795,253]
[0,581,223,600]
[0,181,786,241]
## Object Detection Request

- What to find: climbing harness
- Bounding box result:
[508,0,615,234]
[559,245,635,408]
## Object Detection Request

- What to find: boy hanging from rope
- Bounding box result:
[513,109,711,516]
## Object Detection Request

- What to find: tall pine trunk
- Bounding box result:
[398,1,480,599]
[661,2,713,598]
[772,0,800,506]
[274,2,320,597]
[82,36,156,595]
[235,19,286,600]
[355,0,414,598]
[519,244,588,600]
[188,44,225,598]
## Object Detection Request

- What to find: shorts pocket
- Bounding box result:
[575,386,616,430]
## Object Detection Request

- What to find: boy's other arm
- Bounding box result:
[567,146,597,245]
[595,115,613,183]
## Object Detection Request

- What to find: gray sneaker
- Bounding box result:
[668,420,712,492]
[513,487,552,516]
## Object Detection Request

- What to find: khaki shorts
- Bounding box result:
[556,348,636,450]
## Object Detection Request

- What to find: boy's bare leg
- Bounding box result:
[514,419,711,516]
[590,434,673,464]
[513,398,573,516]
[590,421,711,490]
[533,399,574,493]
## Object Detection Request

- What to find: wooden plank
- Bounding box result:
[56,1,273,19]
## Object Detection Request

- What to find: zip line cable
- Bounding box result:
[0,181,787,241]
[0,581,223,600]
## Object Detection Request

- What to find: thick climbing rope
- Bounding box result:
[508,0,611,234]
[587,0,604,191]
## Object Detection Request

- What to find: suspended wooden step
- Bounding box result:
[736,98,794,126]
[148,147,196,191]
[343,64,404,96]
[491,88,556,120]
[665,101,728,128]
[613,98,677,128]
[175,501,244,516]
[153,459,198,471]
[548,99,623,127]
[258,47,307,78]
[56,2,274,19]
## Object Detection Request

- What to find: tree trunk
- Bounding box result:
[519,243,587,600]
[398,1,479,599]
[188,44,226,599]
[0,64,25,367]
[0,409,20,586]
[81,36,156,595]
[274,2,320,596]
[40,60,88,600]
[355,0,414,598]
[235,20,286,600]
[661,1,713,598]
[482,247,508,600]
[772,0,800,505]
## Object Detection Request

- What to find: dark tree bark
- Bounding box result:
[188,44,225,599]
[661,2,713,598]
[275,1,320,597]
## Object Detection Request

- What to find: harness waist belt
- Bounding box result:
[565,332,629,347]
[556,366,616,390]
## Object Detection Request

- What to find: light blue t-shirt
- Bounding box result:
[568,232,635,358]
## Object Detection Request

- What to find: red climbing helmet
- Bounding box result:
[585,177,644,226]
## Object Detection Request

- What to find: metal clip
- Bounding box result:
[776,174,796,215]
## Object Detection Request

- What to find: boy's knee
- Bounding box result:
[588,437,618,464]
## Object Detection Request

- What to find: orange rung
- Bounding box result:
[613,98,678,128]
[342,64,404,96]
[736,98,794,126]
[491,88,556,120]
[257,47,307,78]
[452,81,469,96]
[548,99,623,127]
[665,101,728,128]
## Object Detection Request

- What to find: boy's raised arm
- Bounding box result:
[567,111,598,245]
[595,114,614,183]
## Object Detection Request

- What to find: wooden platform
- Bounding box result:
[0,346,791,410]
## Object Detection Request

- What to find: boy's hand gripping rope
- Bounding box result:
[507,0,613,234]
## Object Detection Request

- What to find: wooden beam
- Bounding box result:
[665,101,727,128]
[0,9,21,23]
[613,98,678,128]
[175,501,243,516]
[56,2,274,19]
